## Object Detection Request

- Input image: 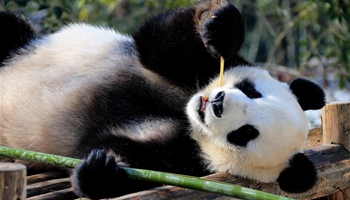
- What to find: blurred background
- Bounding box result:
[1,0,350,126]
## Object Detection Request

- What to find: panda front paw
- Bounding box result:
[199,3,245,59]
[72,149,128,199]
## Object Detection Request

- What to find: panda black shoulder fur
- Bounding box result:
[0,0,325,199]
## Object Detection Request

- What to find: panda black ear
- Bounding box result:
[289,78,326,111]
[277,153,317,193]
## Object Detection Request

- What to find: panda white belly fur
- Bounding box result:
[0,1,326,198]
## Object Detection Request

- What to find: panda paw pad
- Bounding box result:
[199,3,245,59]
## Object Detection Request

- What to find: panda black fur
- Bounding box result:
[0,0,325,199]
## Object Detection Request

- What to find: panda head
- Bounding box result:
[187,66,325,193]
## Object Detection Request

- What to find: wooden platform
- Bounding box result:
[114,144,350,200]
[25,128,346,200]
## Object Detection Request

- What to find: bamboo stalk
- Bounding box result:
[219,56,224,87]
[0,146,293,200]
[0,146,81,168]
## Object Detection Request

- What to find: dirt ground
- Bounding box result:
[306,128,323,149]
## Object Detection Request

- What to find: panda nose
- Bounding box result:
[212,91,225,118]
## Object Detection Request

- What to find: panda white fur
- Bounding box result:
[0,0,325,199]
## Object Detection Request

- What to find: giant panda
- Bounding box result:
[0,0,325,199]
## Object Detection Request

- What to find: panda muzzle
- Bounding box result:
[198,91,225,120]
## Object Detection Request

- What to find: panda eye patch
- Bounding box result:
[227,125,259,147]
[235,79,262,99]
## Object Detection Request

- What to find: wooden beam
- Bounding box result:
[322,101,350,151]
[113,144,350,200]
[0,162,26,200]
[27,177,71,197]
[322,102,350,200]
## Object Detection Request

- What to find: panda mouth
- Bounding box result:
[197,92,225,122]
[198,96,209,122]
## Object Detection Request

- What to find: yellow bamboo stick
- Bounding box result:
[219,56,224,87]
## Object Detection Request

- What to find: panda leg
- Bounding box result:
[132,1,250,89]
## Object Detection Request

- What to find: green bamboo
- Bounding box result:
[0,145,293,200]
[0,146,81,168]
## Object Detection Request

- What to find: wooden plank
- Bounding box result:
[27,187,77,200]
[325,187,350,200]
[112,145,350,200]
[27,177,71,197]
[0,162,26,200]
[27,171,69,184]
